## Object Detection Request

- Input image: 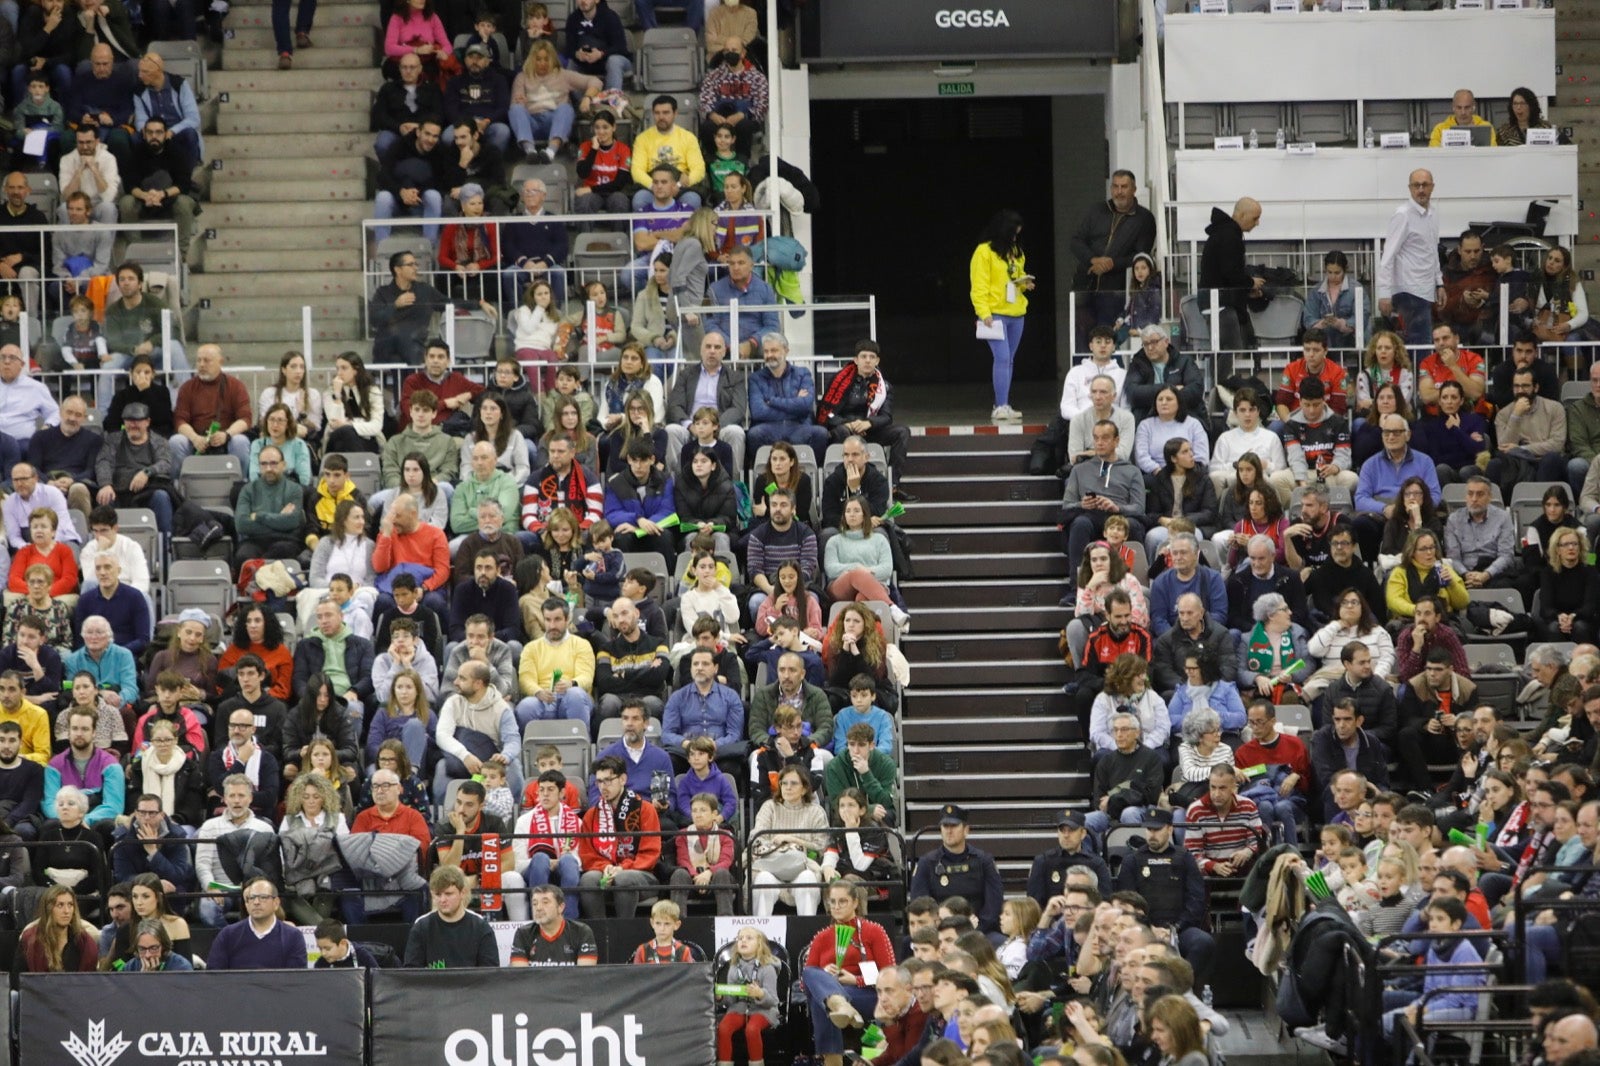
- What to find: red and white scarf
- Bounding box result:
[523,803,580,858]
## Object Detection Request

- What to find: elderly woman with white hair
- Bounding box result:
[36,786,101,898]
[1167,707,1235,816]
[1238,593,1311,703]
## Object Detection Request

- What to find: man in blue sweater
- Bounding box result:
[73,556,150,659]
[747,332,829,466]
[1147,533,1227,637]
[206,876,309,970]
[589,698,673,803]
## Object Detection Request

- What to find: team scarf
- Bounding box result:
[593,787,640,863]
[817,364,886,424]
[523,803,580,858]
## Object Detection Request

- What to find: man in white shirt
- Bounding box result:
[76,505,151,593]
[1210,387,1289,501]
[1059,326,1126,422]
[2,462,77,550]
[1377,169,1445,351]
[194,774,274,927]
[0,345,57,477]
[58,126,120,224]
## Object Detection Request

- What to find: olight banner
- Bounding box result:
[371,965,716,1066]
[19,970,364,1066]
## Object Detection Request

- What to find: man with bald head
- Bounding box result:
[592,596,671,726]
[169,343,251,474]
[233,444,305,566]
[67,44,138,169]
[374,492,452,616]
[1198,195,1264,350]
[1545,1015,1599,1066]
[1379,169,1445,350]
[1429,90,1497,147]
[1152,591,1237,695]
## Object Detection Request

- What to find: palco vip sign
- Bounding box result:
[801,0,1118,62]
[371,965,717,1066]
[19,970,364,1066]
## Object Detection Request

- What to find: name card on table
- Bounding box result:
[1213,135,1246,150]
[1341,0,1369,10]
[1286,142,1318,154]
[1454,0,1486,9]
[1440,127,1474,146]
[1197,0,1229,13]
[1270,0,1298,11]
[1380,132,1411,148]
[1492,0,1524,8]
[1526,128,1558,145]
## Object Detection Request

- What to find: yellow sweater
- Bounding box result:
[969,244,1028,320]
[0,701,50,764]
[518,634,596,695]
[631,125,706,189]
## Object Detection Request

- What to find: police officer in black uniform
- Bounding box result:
[909,803,1005,933]
[1026,810,1113,907]
[1114,808,1215,985]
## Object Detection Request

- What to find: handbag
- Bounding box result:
[753,235,807,272]
[1534,304,1572,343]
[753,846,809,880]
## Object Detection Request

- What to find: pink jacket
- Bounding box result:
[384,11,451,59]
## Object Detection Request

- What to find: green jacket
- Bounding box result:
[449,469,522,535]
[235,475,305,540]
[822,748,897,813]
[746,682,834,748]
[1568,393,1600,462]
[381,426,460,488]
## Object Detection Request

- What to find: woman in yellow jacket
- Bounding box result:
[1384,526,1470,622]
[970,209,1033,423]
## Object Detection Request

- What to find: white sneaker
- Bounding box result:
[889,605,911,633]
[992,404,1023,422]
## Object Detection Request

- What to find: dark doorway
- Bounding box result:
[810,96,1059,387]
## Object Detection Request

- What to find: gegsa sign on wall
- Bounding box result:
[19,970,364,1066]
[371,966,717,1066]
[802,0,1118,62]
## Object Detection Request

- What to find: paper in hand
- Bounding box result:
[975,320,1005,340]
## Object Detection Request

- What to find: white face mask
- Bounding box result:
[723,0,739,6]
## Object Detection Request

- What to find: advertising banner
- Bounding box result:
[19,970,365,1066]
[371,964,716,1066]
[801,0,1119,62]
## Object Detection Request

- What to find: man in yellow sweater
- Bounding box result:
[516,597,597,733]
[630,96,706,211]
[0,672,51,763]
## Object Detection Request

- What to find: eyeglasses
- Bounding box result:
[243,893,276,902]
[136,944,163,955]
[594,775,618,785]
[1380,427,1407,436]
[372,782,400,790]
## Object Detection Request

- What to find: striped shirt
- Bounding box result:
[1182,793,1263,874]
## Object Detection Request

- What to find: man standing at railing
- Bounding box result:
[0,346,58,477]
[1378,169,1445,352]
[1069,171,1156,349]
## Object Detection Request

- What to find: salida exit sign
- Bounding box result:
[938,81,975,96]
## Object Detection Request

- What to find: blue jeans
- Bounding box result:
[1391,291,1434,351]
[509,104,575,148]
[167,432,251,477]
[1085,806,1147,840]
[521,852,581,917]
[634,0,703,28]
[803,966,877,1055]
[572,54,632,91]
[984,313,1025,407]
[515,690,594,732]
[373,189,443,241]
[270,0,314,53]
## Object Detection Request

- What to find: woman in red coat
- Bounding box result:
[803,879,896,1066]
[15,886,98,975]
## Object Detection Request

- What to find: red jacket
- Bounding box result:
[578,793,662,873]
[400,369,485,415]
[803,916,895,980]
[373,525,451,591]
[352,802,432,852]
[1234,731,1311,794]
[879,1001,928,1063]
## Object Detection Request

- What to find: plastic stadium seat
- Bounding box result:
[522,720,591,780]
[180,455,241,511]
[1291,102,1354,145]
[166,559,235,617]
[1165,103,1225,148]
[323,452,380,498]
[639,27,701,91]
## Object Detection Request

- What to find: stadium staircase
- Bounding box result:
[192,0,381,361]
[1559,0,1600,275]
[896,428,1086,891]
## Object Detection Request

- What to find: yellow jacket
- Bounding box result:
[0,701,50,764]
[970,243,1028,320]
[631,125,706,190]
[518,634,596,695]
[1385,561,1469,620]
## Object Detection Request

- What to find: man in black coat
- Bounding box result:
[1069,170,1157,346]
[1198,198,1264,350]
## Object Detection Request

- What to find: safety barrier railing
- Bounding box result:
[744,825,907,914]
[0,222,182,333]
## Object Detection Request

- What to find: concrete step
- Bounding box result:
[909,658,1062,688]
[905,742,1081,775]
[217,90,370,114]
[200,295,358,320]
[224,0,382,26]
[903,715,1079,746]
[904,631,1063,664]
[898,474,1059,504]
[905,686,1072,722]
[207,226,363,251]
[198,315,365,343]
[217,109,370,135]
[1558,17,1600,40]
[905,450,1029,477]
[906,799,1085,831]
[224,25,378,50]
[905,522,1060,551]
[904,605,1068,635]
[901,503,1058,530]
[900,579,1063,609]
[191,270,366,299]
[209,157,365,183]
[225,45,377,70]
[208,132,374,158]
[950,829,1061,862]
[910,430,1044,454]
[1560,41,1600,63]
[199,338,368,363]
[203,247,364,273]
[211,67,384,93]
[207,178,367,203]
[904,770,1089,801]
[200,200,372,227]
[913,551,1068,579]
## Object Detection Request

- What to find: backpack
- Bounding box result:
[754,235,807,272]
